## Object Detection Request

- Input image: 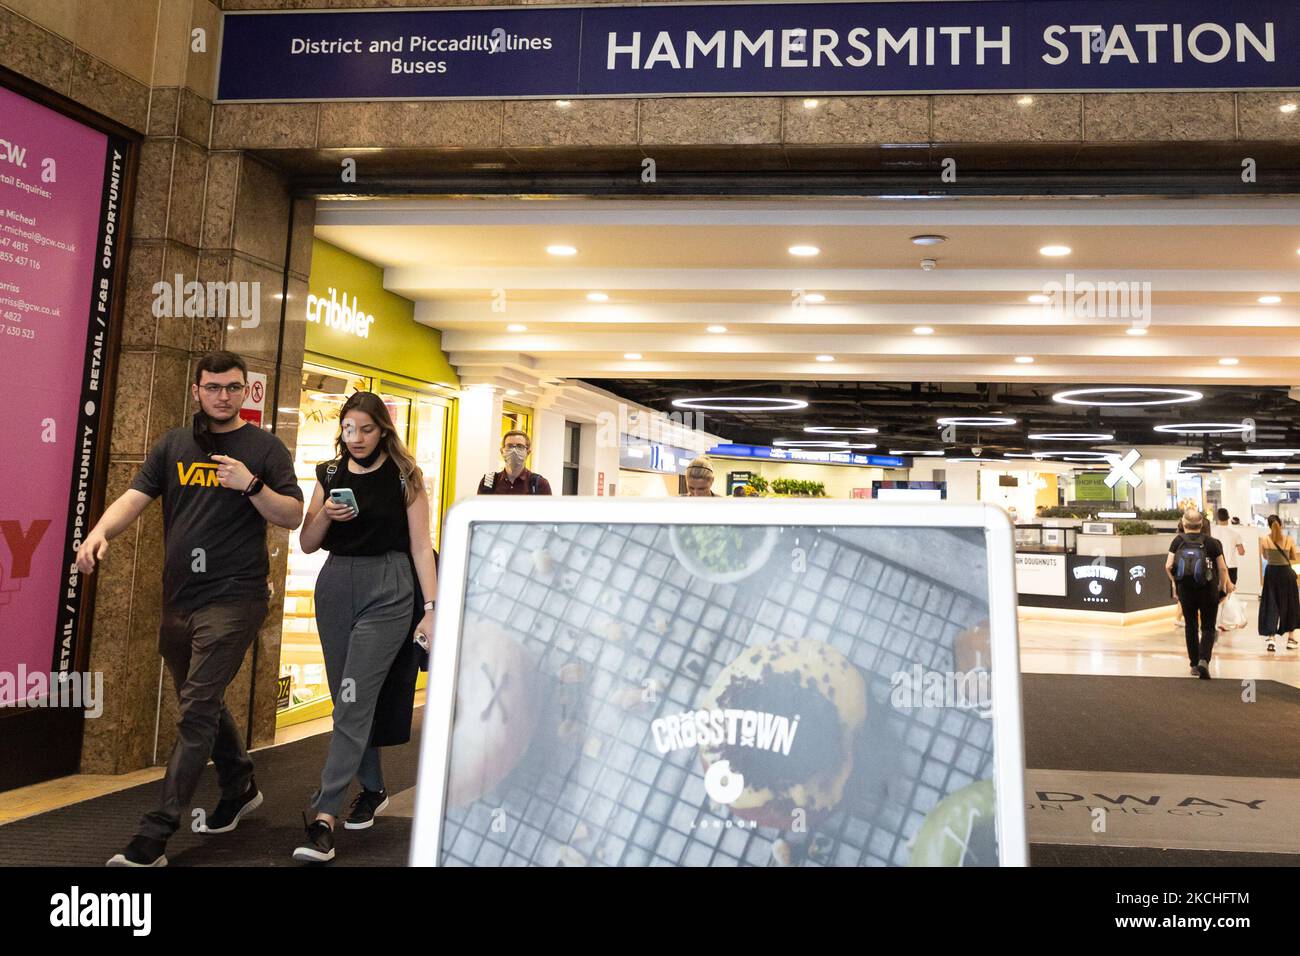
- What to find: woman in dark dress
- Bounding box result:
[1257,515,1300,653]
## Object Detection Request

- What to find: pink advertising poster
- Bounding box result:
[0,85,128,702]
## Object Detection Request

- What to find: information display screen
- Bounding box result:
[412,500,1025,867]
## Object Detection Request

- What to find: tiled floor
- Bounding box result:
[1019,596,1300,688]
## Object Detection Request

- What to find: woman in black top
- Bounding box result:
[291,392,438,863]
[1258,514,1300,652]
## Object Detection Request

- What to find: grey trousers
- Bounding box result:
[312,552,413,815]
[140,597,267,841]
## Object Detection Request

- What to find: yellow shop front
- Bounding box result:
[277,240,459,728]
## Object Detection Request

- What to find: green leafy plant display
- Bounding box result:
[1114,520,1157,535]
[769,478,826,497]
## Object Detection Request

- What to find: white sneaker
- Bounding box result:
[1288,637,1298,650]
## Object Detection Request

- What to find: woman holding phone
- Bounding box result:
[292,391,438,863]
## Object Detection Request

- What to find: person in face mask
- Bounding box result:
[478,429,553,495]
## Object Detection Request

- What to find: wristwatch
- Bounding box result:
[423,601,435,611]
[243,476,265,497]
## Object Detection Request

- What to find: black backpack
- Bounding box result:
[480,471,542,494]
[1173,534,1216,587]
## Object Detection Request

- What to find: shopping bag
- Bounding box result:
[1218,590,1247,629]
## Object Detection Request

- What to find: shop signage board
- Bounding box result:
[1015,552,1067,596]
[0,84,129,701]
[711,443,905,468]
[306,239,458,386]
[218,1,1300,102]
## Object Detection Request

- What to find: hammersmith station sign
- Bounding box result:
[216,1,1300,102]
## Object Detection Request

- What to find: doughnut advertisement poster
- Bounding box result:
[411,499,1026,867]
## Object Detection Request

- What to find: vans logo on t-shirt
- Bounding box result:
[176,461,221,487]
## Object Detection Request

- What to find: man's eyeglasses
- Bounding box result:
[200,383,247,396]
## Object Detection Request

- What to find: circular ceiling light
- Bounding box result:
[910,235,948,246]
[1052,387,1202,407]
[815,354,835,362]
[1259,295,1282,305]
[775,440,876,449]
[1034,451,1114,461]
[788,244,820,257]
[803,99,819,109]
[912,326,935,335]
[1028,432,1115,442]
[546,244,577,256]
[1125,327,1148,336]
[587,291,609,302]
[1153,422,1252,435]
[672,396,810,413]
[706,325,727,334]
[506,324,527,332]
[1039,245,1072,257]
[1282,103,1298,114]
[936,416,1018,427]
[1014,356,1035,364]
[804,293,826,303]
[1219,357,1239,366]
[806,426,880,435]
[623,353,643,360]
[1027,294,1051,304]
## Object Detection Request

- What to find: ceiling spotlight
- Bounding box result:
[1039,245,1072,257]
[1281,103,1298,114]
[555,100,572,108]
[1052,387,1202,407]
[1152,422,1253,435]
[1014,356,1035,364]
[788,245,820,257]
[803,99,820,109]
[1259,295,1282,304]
[506,324,527,332]
[1219,357,1239,366]
[815,354,835,362]
[1017,96,1035,106]
[1027,294,1051,304]
[546,244,577,256]
[913,326,935,335]
[1028,432,1115,442]
[706,325,727,334]
[806,426,880,435]
[804,293,826,303]
[1125,327,1148,336]
[505,389,521,397]
[910,235,948,246]
[623,353,643,360]
[936,416,1018,427]
[587,291,609,302]
[672,396,810,413]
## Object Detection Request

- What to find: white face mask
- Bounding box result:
[504,447,528,468]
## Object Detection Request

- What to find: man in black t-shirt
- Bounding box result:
[1165,507,1235,680]
[77,352,303,867]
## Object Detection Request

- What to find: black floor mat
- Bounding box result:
[0,714,424,867]
[6,675,1300,866]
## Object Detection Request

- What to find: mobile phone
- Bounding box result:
[414,630,431,652]
[329,488,359,514]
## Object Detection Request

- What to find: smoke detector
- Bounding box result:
[920,258,937,271]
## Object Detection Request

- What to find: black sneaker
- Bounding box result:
[1190,665,1199,676]
[1197,659,1211,680]
[201,778,263,834]
[292,814,335,864]
[106,835,167,868]
[344,789,389,830]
